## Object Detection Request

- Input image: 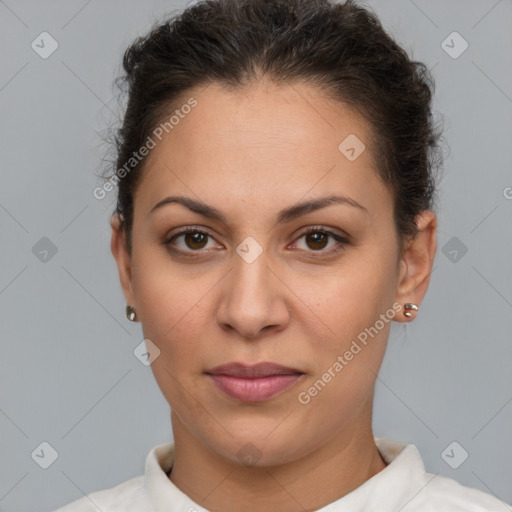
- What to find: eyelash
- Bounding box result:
[163,225,350,260]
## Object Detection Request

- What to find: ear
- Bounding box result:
[110,214,136,308]
[395,210,437,322]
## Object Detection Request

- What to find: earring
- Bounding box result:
[126,305,136,322]
[403,303,418,318]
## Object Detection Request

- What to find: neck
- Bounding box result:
[168,412,387,511]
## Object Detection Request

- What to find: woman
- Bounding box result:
[55,0,509,510]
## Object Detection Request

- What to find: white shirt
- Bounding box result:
[54,437,510,511]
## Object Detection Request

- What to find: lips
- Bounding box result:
[207,362,303,378]
[206,362,304,402]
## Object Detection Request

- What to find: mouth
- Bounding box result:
[205,362,305,402]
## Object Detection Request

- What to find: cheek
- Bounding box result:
[134,271,204,354]
[303,252,398,381]
[133,268,208,409]
[318,260,395,334]
[296,274,394,415]
[131,242,195,335]
[130,246,212,367]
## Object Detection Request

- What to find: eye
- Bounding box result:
[164,226,221,258]
[292,226,349,256]
[163,225,350,259]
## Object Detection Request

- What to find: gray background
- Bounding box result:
[1,0,511,510]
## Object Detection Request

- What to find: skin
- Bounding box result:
[111,79,437,511]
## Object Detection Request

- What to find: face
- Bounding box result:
[112,80,420,467]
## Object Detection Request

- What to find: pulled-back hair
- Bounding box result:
[106,0,443,254]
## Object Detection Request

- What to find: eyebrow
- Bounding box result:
[149,194,368,224]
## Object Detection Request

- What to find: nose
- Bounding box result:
[216,248,290,340]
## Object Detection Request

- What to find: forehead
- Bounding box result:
[134,80,392,223]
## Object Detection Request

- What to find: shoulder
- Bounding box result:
[374,438,509,511]
[52,475,151,512]
[411,471,510,511]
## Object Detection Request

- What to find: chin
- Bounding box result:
[204,428,307,469]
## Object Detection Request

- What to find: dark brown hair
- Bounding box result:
[105,0,443,254]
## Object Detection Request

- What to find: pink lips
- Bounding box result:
[206,362,304,402]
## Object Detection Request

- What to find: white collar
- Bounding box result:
[143,437,428,511]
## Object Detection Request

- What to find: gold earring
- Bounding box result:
[403,303,418,318]
[126,305,136,322]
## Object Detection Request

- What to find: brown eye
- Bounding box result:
[182,231,209,250]
[304,231,329,250]
[293,227,350,257]
[164,227,220,258]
